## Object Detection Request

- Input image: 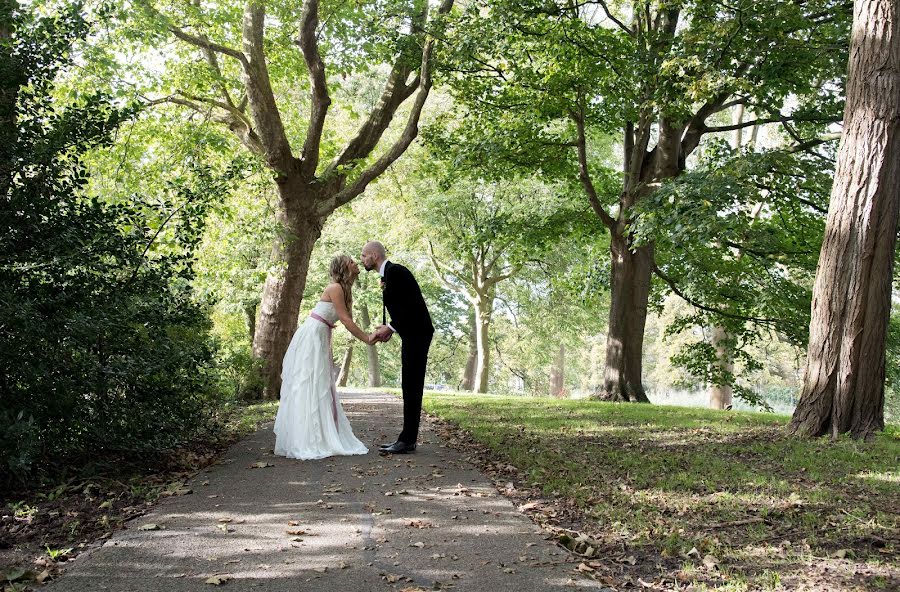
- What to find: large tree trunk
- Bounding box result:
[337,344,352,387]
[252,196,325,399]
[473,291,494,394]
[461,310,477,391]
[550,343,565,398]
[599,232,653,402]
[359,299,381,387]
[790,0,900,440]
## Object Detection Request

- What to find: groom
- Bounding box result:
[361,241,434,455]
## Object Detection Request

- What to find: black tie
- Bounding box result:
[381,277,386,325]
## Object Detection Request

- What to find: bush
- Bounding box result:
[0,4,230,486]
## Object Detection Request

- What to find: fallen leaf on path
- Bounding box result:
[138,523,161,531]
[286,529,311,536]
[249,462,273,469]
[205,575,231,585]
[35,569,52,583]
[410,541,425,548]
[216,524,233,533]
[287,520,300,526]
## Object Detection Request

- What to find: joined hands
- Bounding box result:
[367,324,393,345]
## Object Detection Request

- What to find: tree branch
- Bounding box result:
[653,263,782,327]
[166,22,247,65]
[297,0,331,178]
[324,0,455,213]
[594,0,634,36]
[427,240,475,302]
[572,104,616,230]
[241,0,295,175]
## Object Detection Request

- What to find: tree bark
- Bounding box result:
[710,325,734,409]
[473,291,493,394]
[359,298,381,387]
[550,343,565,397]
[252,193,325,399]
[461,310,477,390]
[337,343,352,386]
[790,0,900,440]
[599,232,653,402]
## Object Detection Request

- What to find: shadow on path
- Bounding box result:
[45,392,603,591]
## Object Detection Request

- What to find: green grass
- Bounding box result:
[423,392,900,588]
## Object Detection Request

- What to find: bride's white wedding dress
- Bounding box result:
[274,301,368,460]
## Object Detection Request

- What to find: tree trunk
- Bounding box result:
[337,343,352,387]
[243,302,257,345]
[252,194,325,399]
[790,0,899,440]
[473,293,493,394]
[359,299,381,387]
[709,325,734,409]
[461,310,477,391]
[599,232,653,402]
[550,343,565,397]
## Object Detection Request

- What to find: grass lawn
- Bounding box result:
[423,392,900,591]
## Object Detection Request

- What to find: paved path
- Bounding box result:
[47,392,603,591]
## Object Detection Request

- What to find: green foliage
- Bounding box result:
[430,0,851,403]
[0,5,236,484]
[632,144,832,407]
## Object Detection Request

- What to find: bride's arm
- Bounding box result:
[327,284,374,344]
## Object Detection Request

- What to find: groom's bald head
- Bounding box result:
[363,241,386,258]
[361,241,386,271]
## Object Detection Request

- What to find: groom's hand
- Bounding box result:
[374,325,394,342]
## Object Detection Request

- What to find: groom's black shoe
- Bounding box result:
[379,441,416,455]
[379,440,400,449]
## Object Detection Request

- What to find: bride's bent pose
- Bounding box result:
[274,255,374,460]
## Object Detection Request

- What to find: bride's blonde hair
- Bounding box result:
[329,255,355,311]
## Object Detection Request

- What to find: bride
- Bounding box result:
[274,255,374,460]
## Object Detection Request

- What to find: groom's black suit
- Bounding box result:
[382,261,434,445]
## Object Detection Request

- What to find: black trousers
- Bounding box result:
[398,333,432,445]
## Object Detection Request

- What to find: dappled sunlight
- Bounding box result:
[425,393,900,590]
[853,469,900,485]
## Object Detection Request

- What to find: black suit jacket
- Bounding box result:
[382,261,434,340]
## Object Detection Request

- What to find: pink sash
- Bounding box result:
[310,312,340,430]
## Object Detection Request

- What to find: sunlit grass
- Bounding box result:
[423,391,900,587]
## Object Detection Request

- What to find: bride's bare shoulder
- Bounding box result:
[320,282,343,303]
